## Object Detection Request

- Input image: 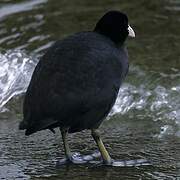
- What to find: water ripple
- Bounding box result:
[0,0,47,20]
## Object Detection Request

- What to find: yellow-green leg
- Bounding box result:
[60,128,72,160]
[91,129,112,165]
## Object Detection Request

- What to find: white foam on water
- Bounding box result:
[0,50,37,111]
[111,67,180,137]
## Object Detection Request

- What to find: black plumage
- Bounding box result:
[19,11,133,138]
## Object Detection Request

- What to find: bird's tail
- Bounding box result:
[19,118,58,135]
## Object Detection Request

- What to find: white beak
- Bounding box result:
[128,25,135,38]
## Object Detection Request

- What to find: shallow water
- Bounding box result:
[0,0,180,179]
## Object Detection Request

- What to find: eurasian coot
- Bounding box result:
[19,10,135,165]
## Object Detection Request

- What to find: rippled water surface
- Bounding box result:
[0,0,180,179]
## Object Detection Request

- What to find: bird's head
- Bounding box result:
[94,11,135,45]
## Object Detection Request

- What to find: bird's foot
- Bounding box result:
[111,159,152,167]
[56,152,151,167]
[56,150,101,166]
[89,158,151,168]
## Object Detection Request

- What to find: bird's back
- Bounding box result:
[21,32,128,135]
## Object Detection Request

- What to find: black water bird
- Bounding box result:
[19,11,135,165]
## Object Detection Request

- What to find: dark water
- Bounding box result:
[0,0,180,179]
